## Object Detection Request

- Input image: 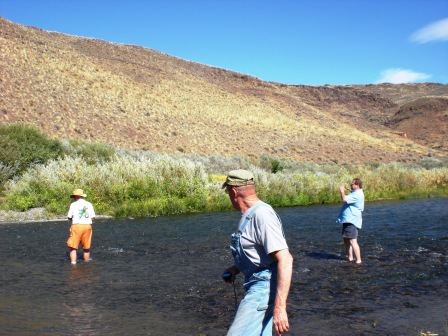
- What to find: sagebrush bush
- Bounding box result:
[0,162,18,193]
[1,137,447,218]
[418,157,445,170]
[359,163,448,199]
[62,139,116,164]
[3,154,211,217]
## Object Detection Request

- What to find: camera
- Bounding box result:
[222,272,232,281]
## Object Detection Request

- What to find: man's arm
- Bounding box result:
[271,248,293,335]
[67,203,73,222]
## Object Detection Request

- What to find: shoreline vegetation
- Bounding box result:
[1,124,447,222]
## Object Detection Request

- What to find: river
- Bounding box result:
[0,198,447,335]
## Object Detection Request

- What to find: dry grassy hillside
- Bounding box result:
[1,17,447,164]
[386,97,448,151]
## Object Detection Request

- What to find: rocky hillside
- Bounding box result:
[1,17,447,164]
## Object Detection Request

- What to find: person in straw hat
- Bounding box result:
[221,170,293,336]
[67,188,96,265]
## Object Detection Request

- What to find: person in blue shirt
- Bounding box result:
[337,178,364,264]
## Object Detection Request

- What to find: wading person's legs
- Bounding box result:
[69,248,77,264]
[342,223,361,263]
[343,237,354,261]
[227,279,274,336]
[343,237,362,263]
[83,249,90,262]
[350,238,362,264]
[81,225,93,262]
[67,226,81,264]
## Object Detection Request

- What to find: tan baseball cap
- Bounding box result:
[221,170,255,188]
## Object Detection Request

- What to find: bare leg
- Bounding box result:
[83,249,90,262]
[350,239,362,264]
[70,248,77,264]
[343,238,354,261]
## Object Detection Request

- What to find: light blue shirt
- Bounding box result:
[337,189,364,229]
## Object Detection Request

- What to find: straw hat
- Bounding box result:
[70,189,87,198]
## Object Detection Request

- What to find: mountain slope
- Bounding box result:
[1,17,447,164]
[386,97,448,151]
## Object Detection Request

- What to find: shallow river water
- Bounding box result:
[0,198,447,336]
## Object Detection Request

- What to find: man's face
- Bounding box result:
[350,180,359,190]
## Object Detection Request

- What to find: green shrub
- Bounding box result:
[0,123,64,174]
[258,154,284,173]
[1,146,447,218]
[5,192,38,211]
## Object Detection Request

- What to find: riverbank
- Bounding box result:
[0,208,60,224]
[0,207,113,224]
[2,195,446,225]
[2,124,447,220]
[3,160,448,220]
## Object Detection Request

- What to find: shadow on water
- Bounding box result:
[304,251,343,261]
[0,198,447,335]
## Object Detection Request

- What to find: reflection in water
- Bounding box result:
[62,264,99,336]
[0,198,447,335]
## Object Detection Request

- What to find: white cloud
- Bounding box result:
[376,68,431,84]
[410,18,448,43]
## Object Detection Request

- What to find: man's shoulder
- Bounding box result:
[352,189,364,197]
[253,203,279,222]
[254,201,275,213]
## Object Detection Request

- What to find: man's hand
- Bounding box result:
[339,185,347,202]
[273,306,289,335]
[222,265,239,283]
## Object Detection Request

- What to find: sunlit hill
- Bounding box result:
[1,16,447,164]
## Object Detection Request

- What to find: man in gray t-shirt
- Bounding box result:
[221,169,293,336]
[238,204,289,269]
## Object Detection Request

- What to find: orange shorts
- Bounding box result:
[67,224,92,250]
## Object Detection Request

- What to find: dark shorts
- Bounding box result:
[342,223,359,239]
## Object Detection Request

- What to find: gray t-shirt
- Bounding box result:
[237,201,289,267]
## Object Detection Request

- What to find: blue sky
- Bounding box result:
[1,0,447,85]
